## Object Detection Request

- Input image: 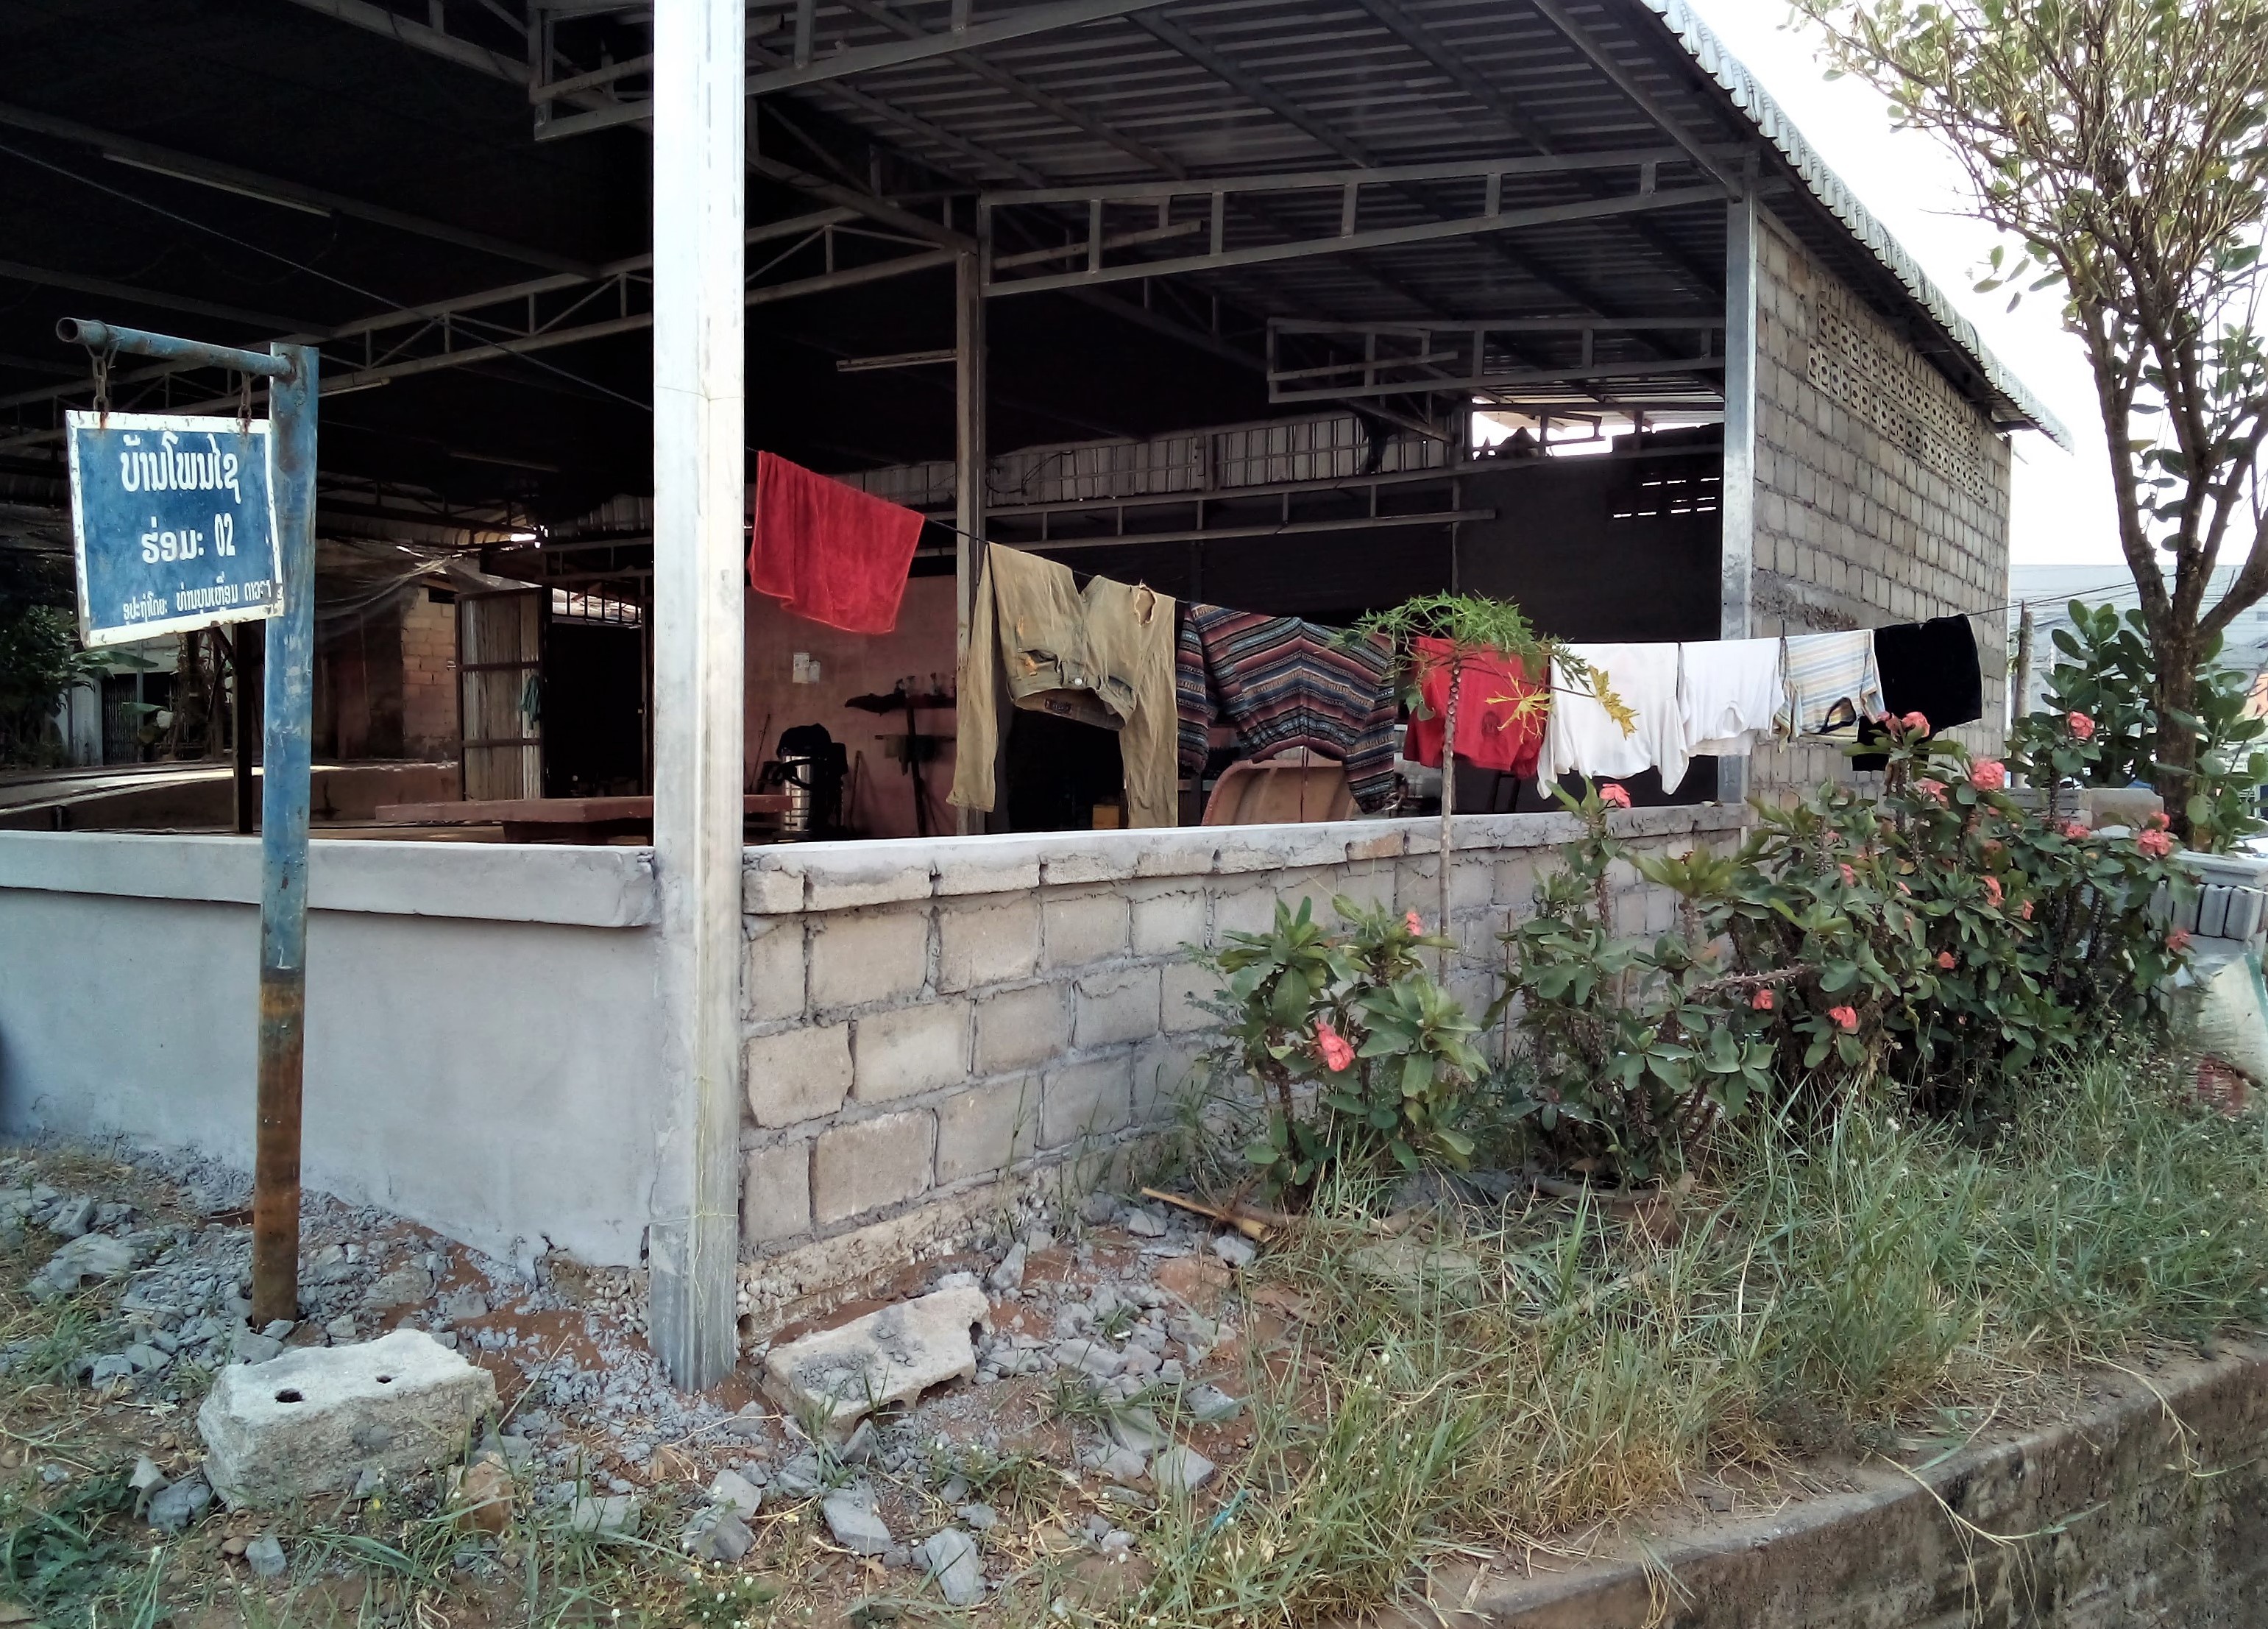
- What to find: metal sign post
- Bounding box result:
[60,318,316,1333]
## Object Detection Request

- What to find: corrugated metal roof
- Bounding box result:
[1637,0,2071,448]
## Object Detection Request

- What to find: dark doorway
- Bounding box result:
[542,618,647,797]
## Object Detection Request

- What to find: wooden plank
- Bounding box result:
[376,794,787,824]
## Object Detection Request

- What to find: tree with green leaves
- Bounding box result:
[0,602,90,766]
[1795,0,2268,838]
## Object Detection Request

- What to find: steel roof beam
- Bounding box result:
[283,0,532,82]
[1342,0,1727,294]
[1272,354,1726,406]
[986,146,1726,205]
[0,258,322,336]
[989,184,1723,294]
[0,99,596,278]
[1520,0,1740,193]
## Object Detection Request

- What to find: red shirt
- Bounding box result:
[1400,636,1548,776]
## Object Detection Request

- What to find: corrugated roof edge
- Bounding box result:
[1637,0,2073,450]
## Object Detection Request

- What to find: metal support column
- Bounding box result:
[230,622,258,835]
[953,244,986,836]
[649,0,747,1391]
[254,341,319,1330]
[1718,191,1759,804]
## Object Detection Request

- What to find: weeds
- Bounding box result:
[1118,1047,2268,1626]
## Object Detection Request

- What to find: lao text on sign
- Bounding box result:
[66,411,281,648]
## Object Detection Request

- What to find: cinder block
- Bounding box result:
[937,897,1040,992]
[743,1142,812,1243]
[1130,888,1207,958]
[1041,891,1130,968]
[744,919,807,1024]
[1161,961,1219,1033]
[973,980,1071,1075]
[935,1076,1039,1184]
[810,909,930,1010]
[1041,1053,1133,1148]
[812,1111,935,1226]
[1133,1034,1213,1123]
[744,1023,852,1127]
[1208,881,1282,944]
[851,1001,971,1102]
[1074,965,1163,1050]
[743,859,805,915]
[804,852,935,911]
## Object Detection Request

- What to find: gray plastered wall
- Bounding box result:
[1743,210,2013,796]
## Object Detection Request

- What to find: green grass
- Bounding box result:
[1107,1047,2268,1628]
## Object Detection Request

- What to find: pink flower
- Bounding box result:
[2147,810,2171,830]
[1982,838,2005,856]
[1983,875,2003,907]
[1598,782,1632,809]
[2138,827,2175,858]
[1896,880,1911,895]
[1751,988,1775,1011]
[2067,712,2096,741]
[1936,950,1956,969]
[2060,820,2089,840]
[1902,711,1930,735]
[2019,899,2034,920]
[1838,863,1857,886]
[1829,1006,1860,1033]
[2169,928,2194,954]
[1313,1020,1356,1073]
[1405,910,1424,936]
[1970,760,2007,791]
[1915,779,1948,806]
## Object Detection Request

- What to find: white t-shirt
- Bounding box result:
[1680,637,1787,756]
[1542,643,1690,793]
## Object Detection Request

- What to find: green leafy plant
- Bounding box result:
[1213,895,1484,1198]
[0,602,95,767]
[1503,725,2195,1181]
[2008,598,2268,850]
[1498,781,1780,1184]
[1350,593,1618,955]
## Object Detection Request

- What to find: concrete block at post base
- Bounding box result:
[743,919,808,1023]
[745,1024,851,1127]
[760,1285,989,1438]
[197,1329,496,1508]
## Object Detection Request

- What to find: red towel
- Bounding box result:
[748,451,925,635]
[1402,635,1548,775]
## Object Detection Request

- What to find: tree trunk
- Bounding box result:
[1438,665,1461,978]
[2152,634,2201,841]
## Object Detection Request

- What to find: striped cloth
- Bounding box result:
[1779,629,1883,738]
[1176,605,1401,813]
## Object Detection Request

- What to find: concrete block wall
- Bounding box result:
[400,590,458,762]
[735,804,1750,1269]
[1746,210,2013,794]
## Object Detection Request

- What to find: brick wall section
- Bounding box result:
[1418,1340,2268,1627]
[1746,210,2013,794]
[736,806,1749,1262]
[400,592,458,762]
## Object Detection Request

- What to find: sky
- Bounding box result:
[1681,0,2122,569]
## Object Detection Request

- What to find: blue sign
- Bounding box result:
[66,411,282,648]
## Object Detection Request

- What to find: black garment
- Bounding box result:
[1853,615,1984,768]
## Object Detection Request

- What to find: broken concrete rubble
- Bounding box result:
[822,1488,893,1555]
[919,1526,985,1605]
[761,1284,989,1435]
[29,1231,139,1298]
[1152,1446,1216,1496]
[198,1329,497,1508]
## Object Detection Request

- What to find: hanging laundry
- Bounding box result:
[1779,629,1884,739]
[1679,637,1787,756]
[1852,615,1985,768]
[747,451,925,635]
[1176,605,1400,813]
[1540,643,1689,791]
[1401,635,1548,777]
[951,544,1178,827]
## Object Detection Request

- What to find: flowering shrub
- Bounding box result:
[2009,598,2266,852]
[1211,896,1485,1197]
[1502,724,2194,1180]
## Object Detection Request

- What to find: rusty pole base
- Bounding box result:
[250,965,304,1329]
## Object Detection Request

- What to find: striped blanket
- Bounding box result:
[1176,604,1401,813]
